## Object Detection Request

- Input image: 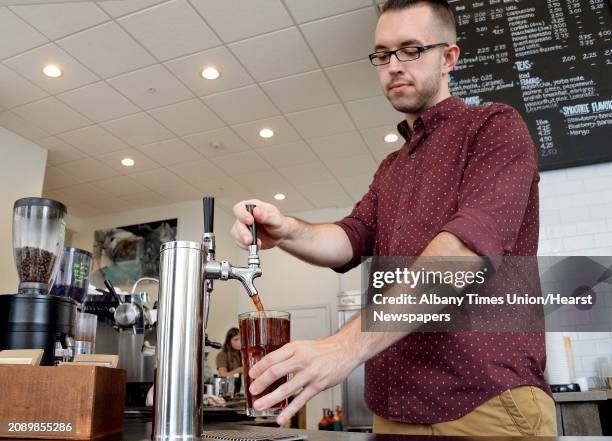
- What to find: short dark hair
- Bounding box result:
[380,0,457,42]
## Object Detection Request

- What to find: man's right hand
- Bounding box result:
[231,199,291,250]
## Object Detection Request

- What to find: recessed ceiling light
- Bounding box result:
[259,128,274,139]
[121,158,135,167]
[274,193,286,201]
[201,67,220,80]
[384,133,399,143]
[42,64,62,78]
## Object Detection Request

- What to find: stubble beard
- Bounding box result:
[386,75,441,115]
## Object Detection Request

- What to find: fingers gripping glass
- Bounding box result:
[369,43,449,66]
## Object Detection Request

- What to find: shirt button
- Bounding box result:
[402,185,411,193]
[410,153,416,160]
[395,224,402,231]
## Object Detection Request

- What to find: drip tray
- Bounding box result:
[201,429,307,441]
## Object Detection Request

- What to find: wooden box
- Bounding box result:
[0,365,126,440]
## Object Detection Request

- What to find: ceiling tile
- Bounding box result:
[194,176,250,207]
[300,8,378,67]
[0,110,48,141]
[148,99,224,135]
[57,157,121,183]
[130,167,187,190]
[107,64,194,110]
[325,59,381,101]
[97,0,167,18]
[346,95,402,129]
[228,28,318,82]
[168,158,232,187]
[43,166,81,190]
[57,82,139,123]
[12,97,91,135]
[89,197,136,214]
[0,63,48,108]
[4,43,99,94]
[209,150,272,175]
[52,182,112,204]
[232,116,300,149]
[261,70,339,113]
[0,8,47,60]
[57,22,156,78]
[283,0,372,24]
[119,190,170,208]
[325,154,377,179]
[278,161,334,186]
[191,0,292,43]
[360,124,403,153]
[337,174,371,202]
[286,104,354,139]
[183,127,251,158]
[136,138,204,166]
[156,184,202,202]
[257,141,319,168]
[118,0,219,61]
[266,190,314,213]
[202,85,278,125]
[165,46,253,97]
[233,169,291,192]
[58,125,129,156]
[10,3,109,40]
[95,147,160,174]
[101,112,174,146]
[36,136,88,165]
[295,179,353,208]
[89,175,149,196]
[307,130,370,160]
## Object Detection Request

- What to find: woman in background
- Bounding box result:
[216,327,242,377]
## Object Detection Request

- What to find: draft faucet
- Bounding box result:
[201,197,261,328]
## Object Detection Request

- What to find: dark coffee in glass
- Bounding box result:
[239,311,290,417]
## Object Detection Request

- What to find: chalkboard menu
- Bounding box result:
[448,0,612,170]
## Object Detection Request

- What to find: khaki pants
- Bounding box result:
[373,386,557,436]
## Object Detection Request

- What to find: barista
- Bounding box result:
[215,327,242,377]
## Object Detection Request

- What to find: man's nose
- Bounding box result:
[387,53,405,74]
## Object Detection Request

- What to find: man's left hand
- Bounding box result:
[248,335,360,425]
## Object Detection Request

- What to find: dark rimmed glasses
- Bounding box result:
[369,43,449,66]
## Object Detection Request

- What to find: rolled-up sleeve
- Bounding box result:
[440,105,538,257]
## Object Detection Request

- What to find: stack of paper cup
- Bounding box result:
[545,332,572,385]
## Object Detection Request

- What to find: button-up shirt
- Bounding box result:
[334,96,549,423]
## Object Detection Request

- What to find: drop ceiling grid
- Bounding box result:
[0,0,401,216]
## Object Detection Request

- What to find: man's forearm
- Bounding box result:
[278,217,353,268]
[334,232,485,364]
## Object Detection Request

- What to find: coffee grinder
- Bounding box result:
[0,197,77,366]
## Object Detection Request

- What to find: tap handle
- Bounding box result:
[203,196,215,234]
[246,204,257,246]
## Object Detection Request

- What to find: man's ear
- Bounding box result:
[442,44,461,75]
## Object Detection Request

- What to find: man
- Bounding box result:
[231,0,555,436]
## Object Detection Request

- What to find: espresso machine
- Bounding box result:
[154,197,261,441]
[0,197,77,366]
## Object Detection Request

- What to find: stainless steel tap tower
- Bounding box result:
[154,197,261,441]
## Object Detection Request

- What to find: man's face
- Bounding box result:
[374,6,449,114]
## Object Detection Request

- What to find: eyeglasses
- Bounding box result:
[368,43,449,66]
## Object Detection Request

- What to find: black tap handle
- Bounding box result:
[246,204,257,246]
[203,197,215,234]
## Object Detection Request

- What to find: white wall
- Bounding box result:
[539,162,612,380]
[0,128,48,294]
[69,199,241,360]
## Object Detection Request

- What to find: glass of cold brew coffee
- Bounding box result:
[239,310,290,417]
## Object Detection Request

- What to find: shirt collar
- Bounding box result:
[397,96,466,141]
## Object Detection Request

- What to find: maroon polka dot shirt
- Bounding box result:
[334,96,550,423]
